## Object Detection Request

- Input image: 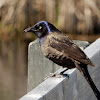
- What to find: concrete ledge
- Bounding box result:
[27,39,90,92]
[20,68,76,100]
[20,38,100,100]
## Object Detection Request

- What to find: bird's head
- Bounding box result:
[24,21,59,38]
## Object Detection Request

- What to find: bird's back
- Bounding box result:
[41,32,94,68]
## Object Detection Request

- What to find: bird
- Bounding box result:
[24,21,100,100]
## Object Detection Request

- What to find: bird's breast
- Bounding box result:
[41,40,76,68]
[41,40,61,58]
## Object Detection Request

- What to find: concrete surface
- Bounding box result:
[27,39,90,92]
[20,38,100,100]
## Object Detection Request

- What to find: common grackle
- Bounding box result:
[24,21,100,100]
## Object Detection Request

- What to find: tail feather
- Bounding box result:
[77,63,100,100]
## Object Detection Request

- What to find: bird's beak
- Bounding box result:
[24,26,36,33]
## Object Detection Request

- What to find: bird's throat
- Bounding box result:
[39,35,48,45]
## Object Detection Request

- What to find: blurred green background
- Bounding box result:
[0,0,100,100]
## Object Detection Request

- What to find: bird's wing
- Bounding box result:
[47,32,94,66]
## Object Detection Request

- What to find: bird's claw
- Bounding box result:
[44,72,62,80]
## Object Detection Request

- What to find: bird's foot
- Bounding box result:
[44,68,69,80]
[44,72,62,80]
[60,68,70,78]
[50,72,63,78]
[61,73,70,78]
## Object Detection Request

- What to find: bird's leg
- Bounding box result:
[60,68,68,75]
[60,68,69,77]
[50,68,69,77]
[44,68,69,80]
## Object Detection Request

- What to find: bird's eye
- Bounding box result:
[39,26,42,30]
[35,26,39,30]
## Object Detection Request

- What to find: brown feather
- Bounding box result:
[41,31,94,67]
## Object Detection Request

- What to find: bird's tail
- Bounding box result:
[76,63,100,100]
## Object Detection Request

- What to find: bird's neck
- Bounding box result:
[39,35,48,45]
[39,22,60,45]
